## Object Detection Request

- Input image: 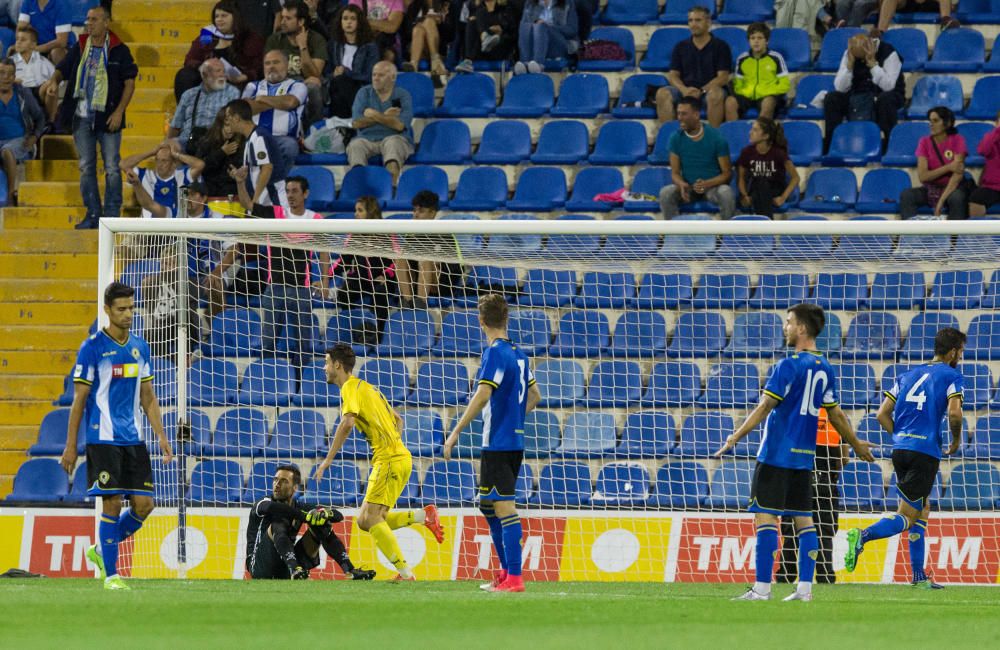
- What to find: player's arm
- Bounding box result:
[61,383,90,474]
[876,394,895,435]
[945,394,964,455]
[251,163,272,205]
[526,382,541,414]
[826,404,876,462]
[715,393,777,456]
[140,380,173,462]
[444,383,493,460]
[125,168,170,218]
[316,412,355,478]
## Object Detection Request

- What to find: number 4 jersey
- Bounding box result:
[475,338,535,452]
[758,351,840,470]
[886,363,964,459]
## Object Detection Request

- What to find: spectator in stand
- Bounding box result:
[265,0,326,126]
[969,111,1000,218]
[11,26,56,120]
[242,49,308,169]
[350,0,405,63]
[120,142,206,219]
[326,3,379,118]
[347,61,412,185]
[169,59,240,155]
[455,0,516,73]
[17,0,70,65]
[736,117,800,218]
[402,1,453,85]
[0,57,44,206]
[235,0,281,40]
[394,190,462,309]
[39,4,136,230]
[823,32,904,151]
[873,0,959,36]
[175,1,265,101]
[900,106,968,220]
[193,109,244,199]
[575,0,596,42]
[658,95,735,219]
[821,0,877,28]
[275,0,339,40]
[514,0,578,76]
[656,5,731,127]
[725,22,789,122]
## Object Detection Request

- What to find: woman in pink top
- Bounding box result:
[899,106,968,220]
[969,110,1000,218]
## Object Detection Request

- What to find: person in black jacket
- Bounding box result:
[326,4,380,117]
[455,0,516,73]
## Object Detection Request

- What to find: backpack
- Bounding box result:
[579,39,627,61]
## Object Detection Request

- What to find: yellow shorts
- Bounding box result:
[364,454,413,508]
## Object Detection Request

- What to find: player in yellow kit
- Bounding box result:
[316,343,445,580]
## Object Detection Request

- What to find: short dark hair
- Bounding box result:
[16,25,38,43]
[411,190,440,211]
[677,95,702,112]
[104,282,135,306]
[0,57,15,72]
[747,22,770,40]
[688,5,711,17]
[934,327,967,357]
[93,2,111,20]
[478,293,509,329]
[788,303,825,339]
[928,105,959,136]
[224,98,252,121]
[326,342,357,373]
[275,464,301,485]
[286,175,310,193]
[282,0,308,21]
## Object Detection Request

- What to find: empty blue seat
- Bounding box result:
[332,165,393,210]
[724,312,784,358]
[900,312,960,360]
[203,407,269,457]
[401,408,443,456]
[578,27,635,71]
[839,464,886,510]
[857,414,894,458]
[420,459,477,506]
[691,272,752,309]
[967,415,1000,458]
[592,462,650,505]
[188,459,243,504]
[924,28,985,72]
[882,27,928,71]
[496,74,554,117]
[289,166,335,210]
[939,462,1000,510]
[697,362,760,408]
[551,74,609,117]
[293,360,342,407]
[855,168,911,212]
[603,0,659,24]
[602,215,661,259]
[609,310,667,358]
[667,311,727,358]
[576,272,635,309]
[470,265,519,292]
[907,75,964,117]
[519,268,576,307]
[565,168,625,212]
[530,120,589,164]
[307,460,363,506]
[188,358,239,406]
[450,166,508,210]
[712,27,749,65]
[535,360,585,407]
[716,217,776,260]
[535,461,592,506]
[613,74,667,118]
[509,309,552,356]
[718,0,773,22]
[958,0,1000,23]
[507,167,567,211]
[557,412,618,457]
[868,271,926,310]
[816,28,865,70]
[822,121,882,165]
[962,364,995,410]
[788,74,835,118]
[265,409,325,457]
[965,76,1000,119]
[548,310,610,357]
[408,360,469,406]
[525,410,561,457]
[882,122,930,166]
[879,363,910,395]
[64,461,92,504]
[749,273,809,309]
[676,411,734,458]
[985,33,1000,70]
[486,213,543,257]
[648,461,709,508]
[325,308,376,355]
[544,214,600,257]
[626,167,670,212]
[472,121,530,165]
[29,408,83,456]
[649,120,680,163]
[396,72,435,117]
[720,120,752,160]
[704,460,755,509]
[798,168,857,212]
[837,216,894,260]
[435,310,486,356]
[448,414,483,458]
[6,458,68,502]
[412,120,472,164]
[589,120,647,164]
[967,314,1000,360]
[617,411,675,458]
[983,269,1000,308]
[243,460,289,502]
[774,216,833,259]
[202,308,262,357]
[957,121,992,165]
[783,121,823,165]
[356,358,410,404]
[817,313,843,355]
[237,359,295,407]
[641,28,688,71]
[583,360,643,407]
[376,309,437,356]
[632,273,693,309]
[661,0,715,23]
[151,356,177,406]
[436,72,496,116]
[840,312,901,360]
[388,166,449,210]
[769,27,811,71]
[642,361,702,407]
[836,363,878,408]
[811,272,869,310]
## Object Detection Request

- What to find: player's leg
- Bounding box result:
[781,470,818,601]
[359,457,416,579]
[908,503,940,588]
[86,444,128,587]
[113,445,156,549]
[478,497,507,589]
[491,499,525,592]
[302,518,376,580]
[738,463,787,600]
[268,520,306,579]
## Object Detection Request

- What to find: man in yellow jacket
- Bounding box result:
[725,22,791,122]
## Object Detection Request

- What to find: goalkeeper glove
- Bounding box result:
[304,507,331,526]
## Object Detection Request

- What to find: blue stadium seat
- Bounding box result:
[965,75,1000,119]
[609,310,668,358]
[613,74,667,118]
[926,270,985,309]
[697,362,760,408]
[334,427,370,460]
[855,168,912,212]
[867,271,927,310]
[29,408,83,456]
[509,309,552,356]
[243,460,289,502]
[589,120,647,164]
[506,167,567,211]
[837,216,895,259]
[332,165,393,210]
[292,360,341,407]
[649,120,680,163]
[448,413,483,458]
[356,358,410,404]
[691,272,752,309]
[150,356,177,406]
[450,167,508,210]
[306,460,363,506]
[749,273,809,309]
[817,313,843,356]
[576,271,636,309]
[470,265,520,292]
[667,311,727,358]
[838,465,886,510]
[516,464,535,503]
[394,469,422,508]
[188,459,243,504]
[626,167,670,212]
[939,462,1000,510]
[376,309,437,356]
[967,415,1000,458]
[879,363,910,395]
[202,308,262,357]
[661,0,716,23]
[473,121,530,165]
[632,273,693,309]
[798,169,857,212]
[408,361,470,406]
[617,411,675,458]
[603,0,659,24]
[958,0,1000,23]
[525,410,562,457]
[530,120,589,164]
[519,268,577,307]
[907,75,964,118]
[882,122,929,166]
[822,121,882,165]
[583,360,643,407]
[592,463,651,505]
[815,28,865,71]
[718,0,773,22]
[712,27,749,65]
[723,312,784,358]
[188,358,239,406]
[961,364,995,410]
[966,313,1000,360]
[237,359,295,407]
[642,361,702,407]
[401,408,443,456]
[895,232,953,257]
[325,308,376,355]
[487,214,543,257]
[412,120,472,164]
[958,121,992,166]
[534,461,592,506]
[720,120,752,160]
[983,269,1000,308]
[202,407,269,457]
[557,412,618,457]
[148,409,209,458]
[544,214,600,257]
[769,27,811,71]
[856,414,894,458]
[550,74,609,117]
[704,460,755,509]
[578,27,635,71]
[648,461,709,508]
[899,312,960,360]
[835,363,878,408]
[924,28,985,72]
[548,310,610,357]
[288,166,335,210]
[886,472,943,510]
[534,360,585,407]
[985,32,1000,70]
[602,215,661,259]
[436,72,496,116]
[811,272,869,310]
[6,459,68,502]
[882,27,928,71]
[676,411,734,458]
[387,166,449,210]
[565,168,626,212]
[641,28,688,71]
[265,409,326,458]
[65,461,92,504]
[496,74,554,117]
[788,74,835,118]
[420,460,477,506]
[396,72,435,117]
[716,216,776,260]
[840,312,901,361]
[774,216,834,259]
[435,310,486,356]
[783,121,823,165]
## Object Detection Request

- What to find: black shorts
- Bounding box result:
[734,94,787,117]
[479,450,523,501]
[246,534,319,579]
[748,462,813,516]
[969,186,1000,208]
[892,449,940,510]
[86,444,154,497]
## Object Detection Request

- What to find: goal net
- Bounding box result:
[97,214,1000,584]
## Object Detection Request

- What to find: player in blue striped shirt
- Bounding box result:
[717,304,875,601]
[845,328,966,588]
[444,294,540,593]
[60,282,173,590]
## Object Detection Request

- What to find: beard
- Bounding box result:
[209,77,227,91]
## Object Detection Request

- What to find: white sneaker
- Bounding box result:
[481,33,501,53]
[733,588,770,601]
[456,58,474,73]
[527,60,542,74]
[782,591,813,602]
[513,61,527,75]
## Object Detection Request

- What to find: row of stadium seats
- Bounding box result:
[11,456,1000,511]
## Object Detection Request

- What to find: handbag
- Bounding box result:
[929,137,976,203]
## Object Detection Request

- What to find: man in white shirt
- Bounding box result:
[241,49,308,170]
[12,26,54,93]
[120,142,205,218]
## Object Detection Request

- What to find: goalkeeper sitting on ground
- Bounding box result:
[245,464,375,580]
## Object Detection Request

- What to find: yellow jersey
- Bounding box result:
[340,375,410,462]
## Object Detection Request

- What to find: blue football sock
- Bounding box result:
[99,515,120,578]
[861,513,909,544]
[796,526,819,585]
[480,505,506,571]
[117,508,146,543]
[755,524,780,585]
[909,519,928,582]
[500,513,523,577]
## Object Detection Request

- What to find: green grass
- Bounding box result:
[4,579,1000,649]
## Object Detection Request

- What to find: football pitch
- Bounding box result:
[3,580,999,649]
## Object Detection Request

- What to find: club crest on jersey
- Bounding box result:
[99,471,110,485]
[131,348,140,359]
[258,151,267,160]
[112,363,139,378]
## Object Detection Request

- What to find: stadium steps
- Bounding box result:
[17,182,138,208]
[113,22,202,45]
[0,254,99,280]
[0,228,96,252]
[0,350,79,373]
[115,1,207,23]
[41,134,163,160]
